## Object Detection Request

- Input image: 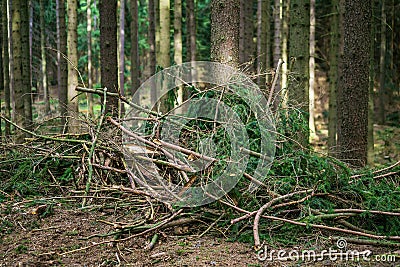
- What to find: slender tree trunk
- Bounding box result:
[328,0,339,154]
[174,0,183,109]
[155,0,160,64]
[2,0,11,135]
[148,0,157,102]
[210,0,240,67]
[281,0,289,108]
[337,0,371,167]
[378,0,386,124]
[21,0,32,132]
[40,0,50,114]
[309,0,316,140]
[289,0,310,145]
[100,0,119,115]
[186,0,196,62]
[158,0,171,113]
[0,0,3,137]
[130,0,140,103]
[11,0,26,142]
[119,0,125,116]
[57,0,68,130]
[240,0,253,66]
[67,0,79,133]
[368,0,376,165]
[257,0,269,87]
[273,0,281,96]
[87,0,94,116]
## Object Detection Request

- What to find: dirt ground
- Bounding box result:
[0,201,399,267]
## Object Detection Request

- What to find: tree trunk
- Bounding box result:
[40,0,50,114]
[241,0,254,66]
[100,0,119,115]
[281,0,289,109]
[256,0,269,87]
[289,0,310,145]
[148,0,157,103]
[11,0,30,142]
[186,0,196,62]
[119,0,125,116]
[210,0,240,67]
[309,0,316,141]
[328,0,339,154]
[67,0,79,133]
[21,0,32,132]
[0,0,3,137]
[174,0,183,109]
[378,0,386,124]
[368,0,375,165]
[87,0,94,116]
[57,0,68,130]
[158,0,171,113]
[131,0,140,103]
[272,0,281,97]
[2,0,11,135]
[337,0,371,167]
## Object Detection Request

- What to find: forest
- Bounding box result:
[0,0,400,265]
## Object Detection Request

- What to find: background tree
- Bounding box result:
[87,0,94,116]
[337,0,371,167]
[118,0,125,116]
[130,0,140,103]
[57,0,68,129]
[2,0,11,135]
[210,0,240,66]
[40,0,50,114]
[100,0,118,114]
[288,0,310,145]
[67,0,79,133]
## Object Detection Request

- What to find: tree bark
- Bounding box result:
[210,0,240,67]
[256,0,269,87]
[368,0,375,165]
[328,0,339,154]
[309,0,316,140]
[100,0,119,115]
[289,0,310,145]
[337,0,371,167]
[378,0,386,124]
[57,0,68,129]
[130,0,140,103]
[119,0,125,116]
[67,0,79,133]
[2,0,11,135]
[40,0,50,114]
[148,0,157,103]
[21,0,32,132]
[87,0,94,116]
[186,0,196,62]
[158,0,171,113]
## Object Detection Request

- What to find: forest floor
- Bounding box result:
[1,198,399,266]
[0,123,399,267]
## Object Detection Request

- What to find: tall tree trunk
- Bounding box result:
[2,0,11,135]
[57,0,68,130]
[328,0,339,154]
[40,0,50,114]
[87,0,94,116]
[240,0,253,66]
[272,0,281,96]
[158,0,171,113]
[119,0,125,116]
[148,0,157,102]
[174,0,183,108]
[67,0,79,133]
[186,0,196,62]
[100,0,119,115]
[11,0,31,142]
[131,0,140,103]
[378,0,386,124]
[309,0,316,141]
[337,0,371,167]
[368,0,376,165]
[256,0,269,87]
[155,0,160,64]
[21,0,32,132]
[289,0,310,145]
[210,0,240,67]
[281,0,289,108]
